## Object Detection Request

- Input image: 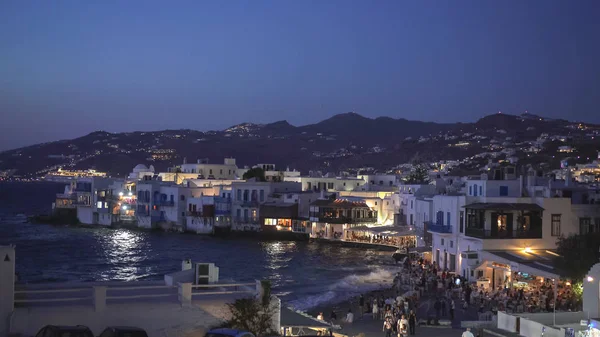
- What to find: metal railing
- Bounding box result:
[427,223,453,234]
[465,227,542,239]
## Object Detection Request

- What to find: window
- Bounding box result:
[551,214,561,236]
[473,184,477,196]
[450,240,454,248]
[499,186,508,196]
[259,190,265,202]
[580,218,592,234]
[479,186,482,196]
[447,212,451,226]
[459,211,464,233]
[220,169,223,174]
[237,189,242,201]
[469,186,472,195]
[436,211,444,225]
[180,195,185,201]
[410,200,413,209]
[209,169,213,175]
[375,201,378,205]
[470,270,475,277]
[441,238,445,245]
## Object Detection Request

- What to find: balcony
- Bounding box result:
[465,227,542,239]
[187,211,203,217]
[427,222,452,234]
[158,200,175,207]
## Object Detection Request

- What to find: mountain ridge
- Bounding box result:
[1,112,599,178]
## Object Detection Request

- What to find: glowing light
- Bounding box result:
[118,192,124,197]
[128,192,132,196]
[565,282,571,286]
[523,247,532,253]
[122,205,127,210]
[587,276,594,282]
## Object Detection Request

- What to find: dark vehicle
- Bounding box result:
[35,325,94,337]
[98,326,149,337]
[204,328,255,337]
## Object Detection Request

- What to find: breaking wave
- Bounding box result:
[287,267,400,311]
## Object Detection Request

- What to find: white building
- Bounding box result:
[159,158,247,184]
[128,164,155,180]
[284,175,367,192]
[231,180,301,231]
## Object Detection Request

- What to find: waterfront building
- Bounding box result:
[337,190,399,225]
[456,167,579,284]
[74,177,128,226]
[231,180,301,231]
[309,195,378,240]
[185,185,232,234]
[260,202,310,239]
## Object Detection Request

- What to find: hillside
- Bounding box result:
[0,112,598,178]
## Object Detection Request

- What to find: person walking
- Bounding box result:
[408,310,417,335]
[359,295,365,317]
[397,314,409,337]
[450,299,455,320]
[382,317,394,337]
[372,298,379,320]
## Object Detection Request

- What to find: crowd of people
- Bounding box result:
[469,276,582,315]
[317,252,584,337]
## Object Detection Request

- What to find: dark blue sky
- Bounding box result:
[1,0,599,151]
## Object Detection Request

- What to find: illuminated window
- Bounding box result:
[497,215,507,232]
[97,201,103,208]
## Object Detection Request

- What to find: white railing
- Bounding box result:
[14,282,259,310]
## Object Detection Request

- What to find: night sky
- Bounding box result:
[1,0,599,151]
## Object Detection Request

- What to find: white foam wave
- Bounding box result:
[287,267,400,311]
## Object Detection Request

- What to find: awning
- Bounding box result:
[478,250,564,279]
[344,225,415,236]
[462,203,544,211]
[280,307,337,329]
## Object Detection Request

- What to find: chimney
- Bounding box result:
[183,157,187,164]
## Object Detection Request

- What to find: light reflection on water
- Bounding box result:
[2,219,397,310]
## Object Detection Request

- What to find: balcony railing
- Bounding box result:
[427,223,452,234]
[465,227,542,239]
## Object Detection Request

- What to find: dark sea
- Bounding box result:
[0,182,400,310]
